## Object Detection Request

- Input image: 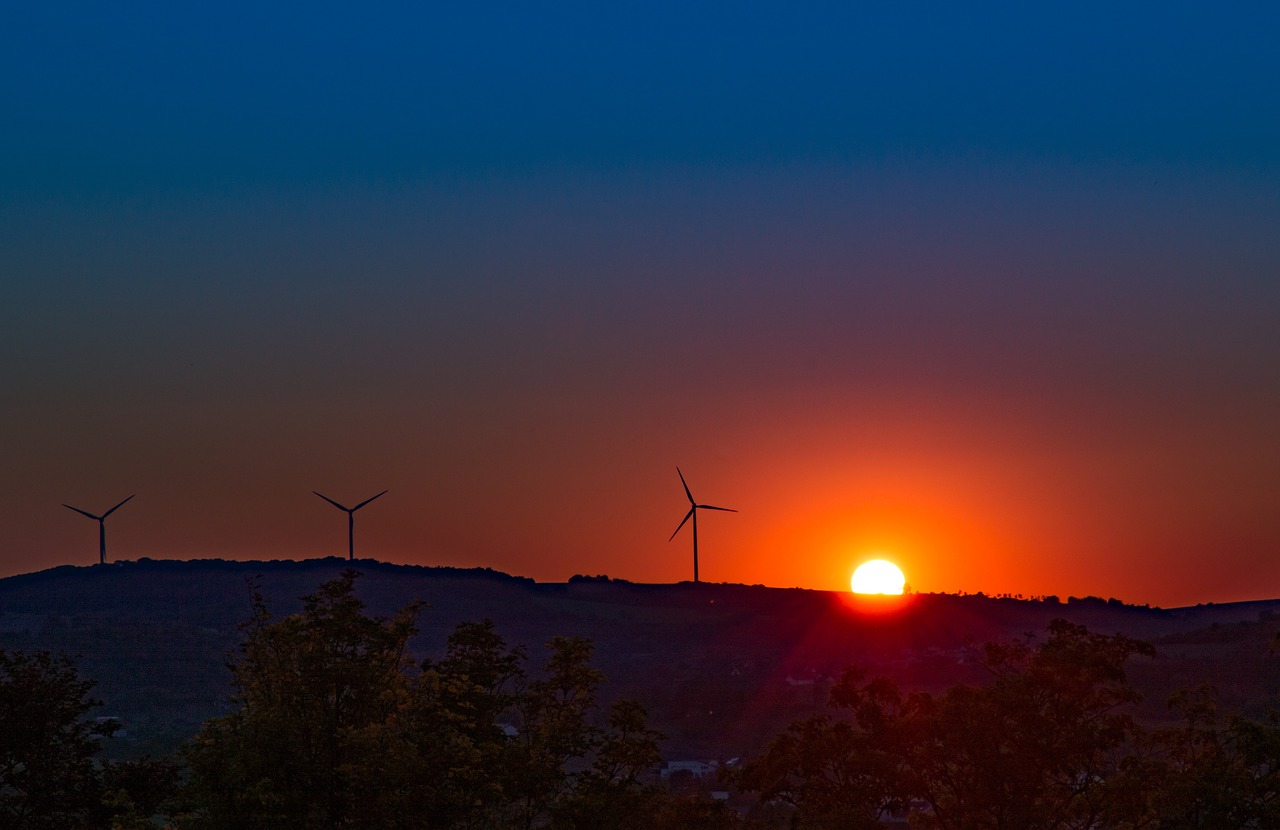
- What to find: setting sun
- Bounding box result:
[851,559,906,595]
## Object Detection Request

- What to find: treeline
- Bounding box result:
[2,574,1279,829]
[1,572,733,830]
[739,621,1280,828]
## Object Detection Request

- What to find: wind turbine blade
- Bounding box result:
[313,491,351,511]
[101,494,135,518]
[352,490,388,511]
[669,507,695,541]
[63,504,101,521]
[676,467,694,504]
[700,505,738,513]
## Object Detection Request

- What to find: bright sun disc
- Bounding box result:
[851,559,906,595]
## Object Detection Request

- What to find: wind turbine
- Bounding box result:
[668,468,736,583]
[63,495,135,565]
[313,490,387,561]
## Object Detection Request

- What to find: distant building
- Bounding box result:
[661,760,718,778]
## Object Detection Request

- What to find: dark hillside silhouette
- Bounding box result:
[1,558,1277,758]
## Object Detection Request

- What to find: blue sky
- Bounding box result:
[5,4,1277,190]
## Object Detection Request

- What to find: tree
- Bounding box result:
[901,621,1155,830]
[503,636,605,830]
[739,621,1157,830]
[0,649,116,830]
[736,671,908,829]
[380,619,528,830]
[1223,709,1280,827]
[648,797,741,830]
[1146,685,1280,829]
[97,757,182,830]
[183,574,669,830]
[184,571,420,830]
[550,699,665,830]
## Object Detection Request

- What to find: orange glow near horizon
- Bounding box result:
[734,455,1018,599]
[9,387,1279,610]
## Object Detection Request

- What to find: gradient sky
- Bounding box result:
[3,3,1279,606]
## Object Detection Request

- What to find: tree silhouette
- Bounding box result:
[739,621,1158,829]
[183,573,673,830]
[0,650,116,830]
[184,571,420,830]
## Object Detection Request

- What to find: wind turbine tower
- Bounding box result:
[313,490,388,561]
[63,495,135,565]
[668,468,736,583]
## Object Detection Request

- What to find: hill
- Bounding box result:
[1,557,1278,760]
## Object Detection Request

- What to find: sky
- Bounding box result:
[3,3,1279,607]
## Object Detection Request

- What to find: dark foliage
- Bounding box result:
[181,571,691,830]
[0,649,115,829]
[737,620,1280,829]
[11,570,1280,830]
